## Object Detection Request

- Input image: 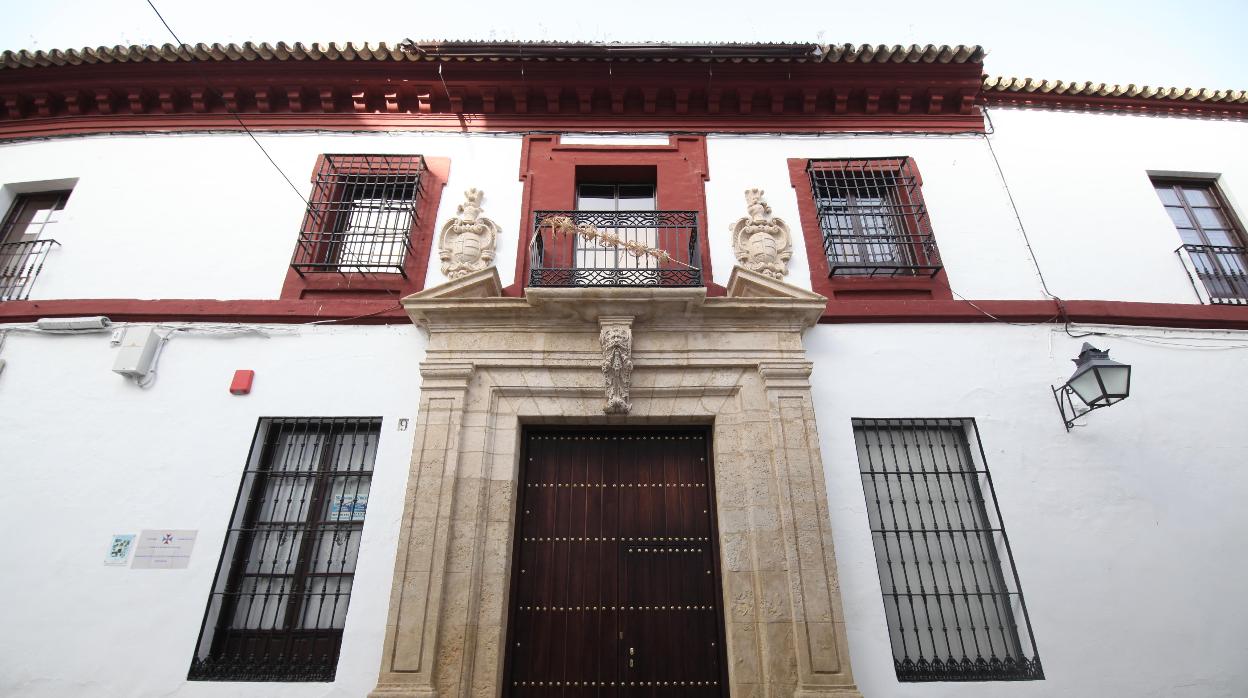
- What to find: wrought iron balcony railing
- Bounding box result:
[823,232,942,277]
[528,210,702,287]
[1176,244,1248,304]
[0,238,60,301]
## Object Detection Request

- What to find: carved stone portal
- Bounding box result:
[599,316,634,414]
[438,188,499,280]
[371,268,860,698]
[731,188,793,280]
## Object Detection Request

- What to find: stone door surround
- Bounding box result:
[370,266,862,698]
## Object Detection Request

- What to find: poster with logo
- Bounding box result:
[131,529,198,569]
[104,534,135,566]
[329,493,368,522]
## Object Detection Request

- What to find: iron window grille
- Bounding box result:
[529,209,702,287]
[0,190,69,301]
[189,417,380,682]
[853,418,1043,682]
[1154,179,1248,304]
[290,155,427,276]
[807,158,942,277]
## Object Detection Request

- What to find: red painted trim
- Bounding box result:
[3,297,1247,330]
[0,60,988,140]
[0,298,409,324]
[508,134,725,297]
[819,298,1248,330]
[277,156,449,300]
[0,114,987,140]
[982,92,1248,120]
[787,157,954,301]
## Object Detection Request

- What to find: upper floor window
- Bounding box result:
[529,164,701,287]
[1153,178,1248,304]
[290,155,427,276]
[0,190,69,301]
[807,158,942,278]
[853,418,1043,682]
[189,417,380,682]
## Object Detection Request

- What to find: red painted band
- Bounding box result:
[0,298,408,325]
[2,297,1246,331]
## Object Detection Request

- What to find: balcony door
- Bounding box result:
[0,191,70,301]
[574,183,660,278]
[1153,179,1248,303]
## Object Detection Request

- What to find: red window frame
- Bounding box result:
[279,154,449,300]
[788,157,952,301]
[508,135,721,296]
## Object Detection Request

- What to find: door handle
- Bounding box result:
[629,646,635,668]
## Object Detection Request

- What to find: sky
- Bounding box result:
[1,0,1245,89]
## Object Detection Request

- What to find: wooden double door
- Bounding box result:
[505,428,728,697]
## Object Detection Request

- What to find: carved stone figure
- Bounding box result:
[438,188,500,279]
[730,188,792,280]
[600,322,633,414]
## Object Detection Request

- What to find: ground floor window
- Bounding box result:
[188,417,380,682]
[853,418,1043,682]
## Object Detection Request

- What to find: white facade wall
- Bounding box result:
[2,109,1248,697]
[809,322,1248,697]
[3,111,1244,304]
[982,108,1248,303]
[3,319,1246,697]
[0,324,426,698]
[0,133,525,301]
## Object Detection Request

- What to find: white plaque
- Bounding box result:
[131,529,198,569]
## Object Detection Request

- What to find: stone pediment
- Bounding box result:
[403,265,505,301]
[402,266,828,333]
[724,265,828,301]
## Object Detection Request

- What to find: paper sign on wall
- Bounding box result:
[329,493,368,522]
[105,534,135,566]
[131,529,197,569]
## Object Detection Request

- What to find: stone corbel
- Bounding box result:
[730,188,793,280]
[438,188,500,280]
[599,316,634,414]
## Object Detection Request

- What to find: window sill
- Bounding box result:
[823,274,952,300]
[286,271,411,299]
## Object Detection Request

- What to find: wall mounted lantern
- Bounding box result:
[1052,343,1132,431]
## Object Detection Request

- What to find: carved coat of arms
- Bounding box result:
[730,188,792,280]
[438,188,500,279]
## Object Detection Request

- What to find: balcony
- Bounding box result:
[823,232,942,277]
[1176,244,1248,304]
[528,210,702,287]
[0,238,59,301]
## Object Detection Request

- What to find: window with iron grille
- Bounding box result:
[1153,178,1248,304]
[853,418,1043,682]
[807,158,942,277]
[0,190,70,301]
[189,417,380,682]
[290,155,427,276]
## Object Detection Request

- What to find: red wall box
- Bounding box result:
[229,370,255,395]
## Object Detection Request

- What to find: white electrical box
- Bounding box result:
[112,326,161,378]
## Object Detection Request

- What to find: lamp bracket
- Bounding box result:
[1052,383,1109,431]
